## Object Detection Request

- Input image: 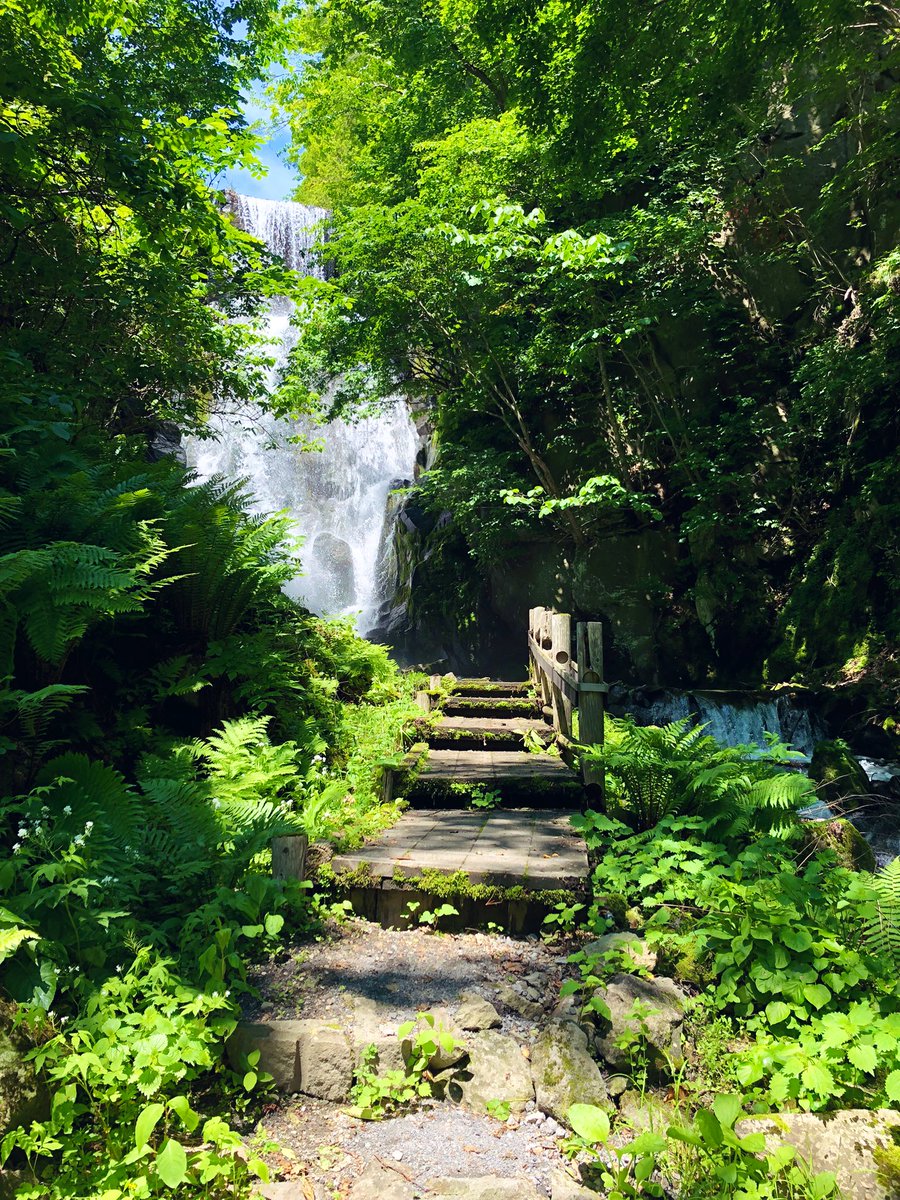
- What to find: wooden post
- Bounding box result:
[272,834,309,882]
[576,620,606,805]
[533,607,552,711]
[550,611,573,738]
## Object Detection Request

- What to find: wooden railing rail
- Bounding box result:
[528,606,606,794]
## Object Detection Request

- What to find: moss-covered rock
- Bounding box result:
[0,1005,49,1141]
[809,738,870,807]
[531,1019,612,1123]
[802,817,876,872]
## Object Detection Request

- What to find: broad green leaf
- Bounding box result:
[264,913,284,936]
[567,1104,610,1145]
[803,984,832,1011]
[712,1093,742,1130]
[884,1070,900,1102]
[155,1138,188,1187]
[134,1102,165,1150]
[847,1044,878,1074]
[765,1000,792,1026]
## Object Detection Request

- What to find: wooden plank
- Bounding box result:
[272,834,309,882]
[528,634,579,703]
[576,620,605,801]
[550,612,573,738]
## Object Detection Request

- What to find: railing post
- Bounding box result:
[550,611,573,738]
[576,620,605,806]
[272,834,309,882]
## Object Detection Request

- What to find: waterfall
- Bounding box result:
[185,196,419,633]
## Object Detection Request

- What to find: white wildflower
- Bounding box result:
[63,805,72,816]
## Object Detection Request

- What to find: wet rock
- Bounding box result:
[736,1110,900,1200]
[449,1031,534,1114]
[592,975,687,1075]
[454,993,502,1032]
[810,739,871,808]
[531,1020,611,1123]
[426,1177,543,1200]
[583,932,657,973]
[349,1162,415,1200]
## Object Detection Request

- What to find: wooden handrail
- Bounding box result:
[528,606,605,797]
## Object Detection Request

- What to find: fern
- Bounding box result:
[591,716,813,835]
[862,859,900,971]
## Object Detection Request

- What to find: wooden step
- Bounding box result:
[443,695,541,718]
[451,678,531,698]
[330,808,589,932]
[407,748,583,809]
[421,715,552,751]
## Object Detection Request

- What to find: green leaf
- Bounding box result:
[801,1061,834,1095]
[155,1138,188,1187]
[264,913,284,936]
[803,984,832,1011]
[712,1094,742,1130]
[167,1095,199,1132]
[765,1000,792,1026]
[782,928,814,952]
[135,1102,165,1149]
[567,1104,611,1145]
[847,1044,878,1074]
[243,1070,258,1091]
[695,1109,723,1147]
[884,1070,900,1102]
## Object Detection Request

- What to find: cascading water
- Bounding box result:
[185,195,419,632]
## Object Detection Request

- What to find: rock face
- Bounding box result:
[530,1020,611,1123]
[0,1009,50,1139]
[736,1109,900,1200]
[450,1031,534,1114]
[427,1178,543,1200]
[227,1019,353,1100]
[592,974,687,1074]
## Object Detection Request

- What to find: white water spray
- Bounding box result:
[185,196,418,632]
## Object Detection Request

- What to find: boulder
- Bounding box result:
[449,1031,534,1114]
[0,1008,49,1138]
[810,740,871,808]
[530,1020,611,1123]
[227,1019,353,1100]
[349,1162,415,1200]
[455,993,502,1031]
[426,1178,543,1200]
[548,1168,601,1200]
[802,818,876,872]
[583,932,657,973]
[736,1109,900,1200]
[592,975,687,1075]
[402,1007,467,1072]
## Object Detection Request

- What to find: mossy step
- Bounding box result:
[450,679,532,698]
[407,748,583,809]
[443,696,541,718]
[416,715,553,751]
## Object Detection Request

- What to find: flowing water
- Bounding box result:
[185,196,418,632]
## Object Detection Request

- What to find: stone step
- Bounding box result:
[420,714,553,751]
[443,695,541,719]
[408,748,583,809]
[330,808,589,932]
[450,678,531,698]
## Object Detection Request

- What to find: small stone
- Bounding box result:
[496,983,542,1022]
[455,994,502,1031]
[606,1075,629,1098]
[349,1162,415,1200]
[255,1184,313,1200]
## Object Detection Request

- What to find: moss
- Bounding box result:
[319,860,376,889]
[394,866,577,908]
[655,936,714,987]
[809,738,870,807]
[802,817,876,872]
[593,892,629,928]
[873,1142,900,1191]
